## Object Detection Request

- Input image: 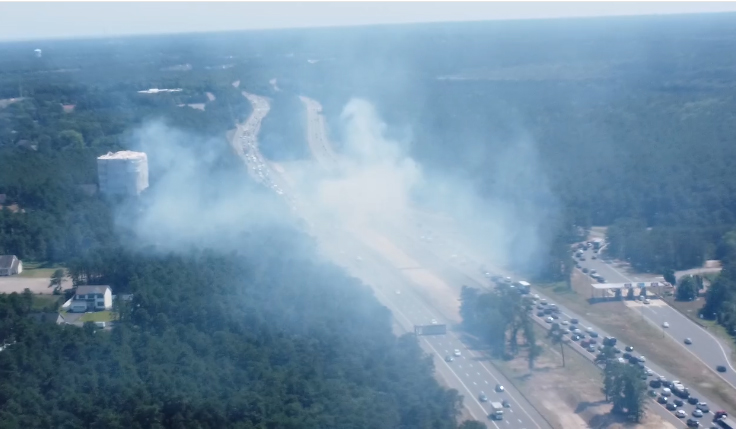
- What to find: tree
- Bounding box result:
[663,268,676,286]
[677,275,699,301]
[57,130,85,149]
[49,268,65,294]
[603,362,647,422]
[459,420,488,429]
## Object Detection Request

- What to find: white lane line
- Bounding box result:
[485,380,489,384]
[518,419,522,423]
[473,381,477,385]
[370,281,497,427]
[477,372,481,376]
[404,284,541,428]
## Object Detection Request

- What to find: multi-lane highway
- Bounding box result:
[232,92,545,428]
[232,90,736,428]
[396,220,736,428]
[577,247,736,387]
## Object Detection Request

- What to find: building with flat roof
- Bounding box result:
[97,151,149,196]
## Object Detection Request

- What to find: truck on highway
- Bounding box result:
[489,402,504,420]
[715,415,736,429]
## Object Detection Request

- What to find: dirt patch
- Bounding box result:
[496,324,675,429]
[537,271,736,413]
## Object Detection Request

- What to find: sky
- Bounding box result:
[2,1,736,41]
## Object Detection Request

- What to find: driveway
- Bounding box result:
[0,276,73,294]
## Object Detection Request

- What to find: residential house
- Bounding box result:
[69,285,113,313]
[0,255,22,276]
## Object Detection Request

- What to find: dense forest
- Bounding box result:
[0,240,463,428]
[0,32,470,428]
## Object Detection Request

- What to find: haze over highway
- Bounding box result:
[230,92,546,428]
[229,89,736,428]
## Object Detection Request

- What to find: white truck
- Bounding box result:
[490,402,504,420]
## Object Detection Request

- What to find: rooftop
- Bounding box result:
[0,255,17,269]
[75,285,111,295]
[97,151,147,161]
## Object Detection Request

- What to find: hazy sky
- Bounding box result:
[2,1,736,41]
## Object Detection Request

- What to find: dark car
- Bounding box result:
[625,346,634,352]
[582,268,589,273]
[717,365,728,373]
[502,400,510,408]
[686,418,700,428]
[571,334,581,341]
[674,399,684,407]
[688,397,699,405]
[649,380,662,388]
[588,338,597,345]
[623,352,632,360]
[537,311,545,317]
[586,345,596,353]
[658,396,668,404]
[648,389,658,397]
[445,356,454,363]
[666,402,677,411]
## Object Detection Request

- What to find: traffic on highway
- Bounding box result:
[576,246,736,388]
[233,89,736,429]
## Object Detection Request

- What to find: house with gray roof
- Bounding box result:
[0,255,22,276]
[69,285,112,313]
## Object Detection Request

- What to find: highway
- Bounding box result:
[234,93,548,428]
[293,95,545,429]
[393,220,736,429]
[577,247,736,388]
[231,91,730,428]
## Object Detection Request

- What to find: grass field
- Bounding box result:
[536,270,736,414]
[61,311,118,323]
[31,294,61,310]
[18,261,66,279]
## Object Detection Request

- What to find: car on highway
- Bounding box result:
[689,397,700,405]
[658,395,668,404]
[676,410,687,418]
[666,402,677,411]
[717,365,728,373]
[685,338,693,345]
[625,345,634,352]
[479,392,488,402]
[698,402,709,413]
[686,418,700,428]
[502,399,510,408]
[454,349,461,357]
[445,355,454,363]
[644,299,651,304]
[693,409,704,418]
[495,384,504,392]
[663,322,670,328]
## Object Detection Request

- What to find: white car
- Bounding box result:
[545,317,554,323]
[675,410,687,418]
[454,349,461,357]
[561,320,569,325]
[663,322,670,328]
[643,299,651,305]
[693,409,704,418]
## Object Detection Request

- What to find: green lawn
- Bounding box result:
[31,295,61,311]
[19,261,66,279]
[78,311,117,323]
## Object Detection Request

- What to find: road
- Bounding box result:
[232,93,545,428]
[396,221,734,428]
[576,247,736,387]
